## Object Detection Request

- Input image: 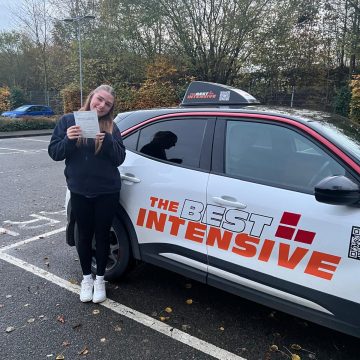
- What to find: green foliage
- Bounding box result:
[0,0,359,113]
[10,87,27,109]
[131,57,181,109]
[0,86,10,112]
[0,116,57,132]
[114,84,138,112]
[350,75,360,123]
[60,83,82,113]
[334,85,351,117]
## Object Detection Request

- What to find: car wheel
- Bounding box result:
[75,216,131,281]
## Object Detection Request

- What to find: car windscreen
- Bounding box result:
[14,105,30,111]
[310,115,360,161]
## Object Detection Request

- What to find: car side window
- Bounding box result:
[225,121,346,193]
[123,131,139,151]
[124,118,207,168]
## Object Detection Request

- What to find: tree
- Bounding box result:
[14,0,53,104]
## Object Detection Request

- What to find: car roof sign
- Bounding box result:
[180,81,260,107]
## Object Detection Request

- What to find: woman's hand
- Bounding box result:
[67,125,82,140]
[96,132,106,144]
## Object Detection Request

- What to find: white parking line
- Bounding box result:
[18,138,50,143]
[0,229,246,360]
[4,214,61,229]
[0,147,27,152]
[0,227,19,236]
[0,147,48,155]
[0,227,66,251]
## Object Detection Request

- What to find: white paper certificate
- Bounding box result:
[73,111,100,138]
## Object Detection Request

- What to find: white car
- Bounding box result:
[66,81,360,338]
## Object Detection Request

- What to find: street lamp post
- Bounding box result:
[62,15,95,106]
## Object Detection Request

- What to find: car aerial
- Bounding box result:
[66,81,360,338]
[1,104,54,118]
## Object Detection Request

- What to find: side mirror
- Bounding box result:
[315,175,360,206]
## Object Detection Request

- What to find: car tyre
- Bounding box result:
[75,216,131,281]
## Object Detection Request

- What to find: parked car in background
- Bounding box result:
[1,104,54,118]
[66,81,360,338]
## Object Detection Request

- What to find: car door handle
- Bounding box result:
[212,196,247,209]
[120,173,141,183]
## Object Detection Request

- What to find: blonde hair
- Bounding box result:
[77,84,116,154]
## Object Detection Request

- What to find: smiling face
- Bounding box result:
[90,89,114,117]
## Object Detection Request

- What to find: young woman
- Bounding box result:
[48,85,126,303]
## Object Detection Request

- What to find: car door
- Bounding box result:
[206,115,360,331]
[119,116,214,282]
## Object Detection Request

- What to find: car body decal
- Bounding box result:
[348,226,360,260]
[136,196,342,281]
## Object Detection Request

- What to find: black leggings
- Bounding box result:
[71,192,119,276]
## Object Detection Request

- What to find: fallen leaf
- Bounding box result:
[24,304,30,307]
[291,344,316,355]
[270,345,279,352]
[165,307,172,313]
[100,338,106,343]
[159,316,166,321]
[78,346,89,355]
[62,340,70,347]
[114,325,122,332]
[219,327,225,331]
[27,318,35,323]
[55,355,64,360]
[6,326,15,333]
[92,309,100,315]
[186,299,193,305]
[269,311,276,318]
[57,315,65,324]
[5,295,12,299]
[69,278,78,285]
[292,355,301,360]
[181,324,191,331]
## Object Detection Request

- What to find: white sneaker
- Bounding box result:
[80,278,94,302]
[93,279,107,303]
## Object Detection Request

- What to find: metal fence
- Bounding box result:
[24,90,63,115]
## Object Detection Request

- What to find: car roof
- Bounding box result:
[115,105,328,131]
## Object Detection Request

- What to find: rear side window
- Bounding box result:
[124,118,207,168]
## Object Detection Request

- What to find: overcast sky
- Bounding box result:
[0,0,23,31]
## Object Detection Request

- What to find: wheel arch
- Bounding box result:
[116,203,141,261]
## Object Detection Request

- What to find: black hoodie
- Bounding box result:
[48,113,126,196]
